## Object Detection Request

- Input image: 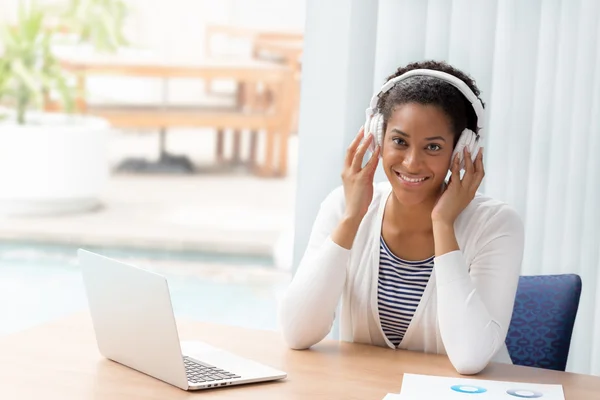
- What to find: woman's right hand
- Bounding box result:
[332,128,380,250]
[342,127,381,221]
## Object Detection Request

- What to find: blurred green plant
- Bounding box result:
[0,2,75,125]
[58,0,129,53]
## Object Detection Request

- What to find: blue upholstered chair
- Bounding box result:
[505,274,582,371]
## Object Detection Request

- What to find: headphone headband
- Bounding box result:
[365,69,485,134]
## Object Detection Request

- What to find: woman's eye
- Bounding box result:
[427,144,442,151]
[392,138,407,146]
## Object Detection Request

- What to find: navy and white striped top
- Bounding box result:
[377,236,434,347]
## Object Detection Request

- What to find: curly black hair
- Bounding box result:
[377,60,485,146]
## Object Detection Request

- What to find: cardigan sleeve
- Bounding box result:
[278,186,351,349]
[434,205,525,375]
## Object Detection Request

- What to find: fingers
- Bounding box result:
[351,133,373,172]
[345,127,366,168]
[472,147,485,188]
[449,152,460,184]
[365,144,380,176]
[462,147,474,187]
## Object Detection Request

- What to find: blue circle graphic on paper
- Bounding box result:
[450,385,487,394]
[506,389,544,398]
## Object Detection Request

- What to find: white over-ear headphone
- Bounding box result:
[364,69,484,170]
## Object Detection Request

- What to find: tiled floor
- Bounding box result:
[0,129,299,257]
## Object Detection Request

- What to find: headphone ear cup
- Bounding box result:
[365,113,381,153]
[452,130,469,170]
[452,129,480,170]
[364,113,384,155]
[469,132,481,161]
[364,115,372,136]
[363,114,374,151]
[372,113,384,149]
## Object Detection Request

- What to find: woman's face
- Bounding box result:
[381,102,456,206]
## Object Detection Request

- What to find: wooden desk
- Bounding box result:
[55,54,295,177]
[1,314,598,399]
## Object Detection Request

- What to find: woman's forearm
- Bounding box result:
[331,216,362,249]
[432,219,519,375]
[432,220,460,257]
[433,219,497,374]
[279,237,350,349]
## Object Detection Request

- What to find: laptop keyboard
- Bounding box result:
[183,356,241,384]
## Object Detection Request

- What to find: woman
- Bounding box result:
[279,60,525,375]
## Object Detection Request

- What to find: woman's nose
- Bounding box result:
[402,148,423,171]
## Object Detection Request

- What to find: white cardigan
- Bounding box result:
[279,182,525,375]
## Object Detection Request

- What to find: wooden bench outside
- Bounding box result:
[53,55,295,177]
[205,25,304,134]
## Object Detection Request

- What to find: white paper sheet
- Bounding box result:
[397,373,565,400]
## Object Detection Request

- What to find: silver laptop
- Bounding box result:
[78,249,287,391]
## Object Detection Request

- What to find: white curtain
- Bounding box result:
[373,0,600,375]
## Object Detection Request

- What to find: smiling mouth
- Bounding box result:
[394,170,430,184]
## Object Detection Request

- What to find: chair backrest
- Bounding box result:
[505,274,582,371]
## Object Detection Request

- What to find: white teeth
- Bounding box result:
[397,173,426,183]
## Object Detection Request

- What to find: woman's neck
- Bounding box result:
[385,185,445,234]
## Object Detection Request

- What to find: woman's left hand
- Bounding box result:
[431,147,485,225]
